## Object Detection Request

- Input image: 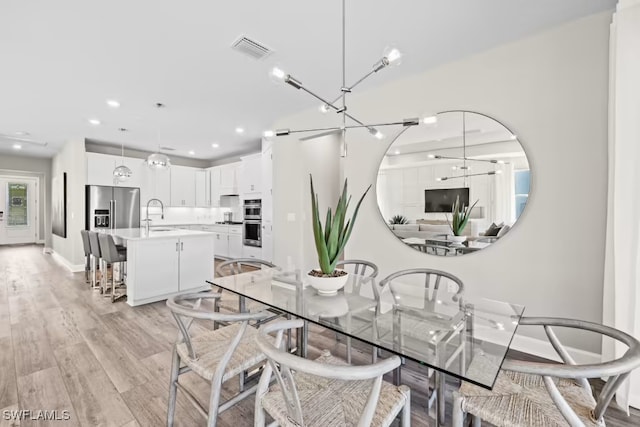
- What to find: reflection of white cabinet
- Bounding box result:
[213,232,228,257]
[240,154,262,195]
[170,166,196,206]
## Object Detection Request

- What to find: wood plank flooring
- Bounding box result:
[0,244,638,426]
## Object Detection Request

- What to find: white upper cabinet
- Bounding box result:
[209,167,221,207]
[240,154,262,196]
[195,170,207,207]
[86,152,118,186]
[170,166,197,207]
[140,166,171,206]
[219,162,240,195]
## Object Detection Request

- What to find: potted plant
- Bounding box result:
[447,196,478,243]
[309,175,370,295]
[388,215,409,225]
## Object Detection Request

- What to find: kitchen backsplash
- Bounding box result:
[140,206,243,225]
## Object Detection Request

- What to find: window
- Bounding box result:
[514,170,530,219]
[7,183,28,226]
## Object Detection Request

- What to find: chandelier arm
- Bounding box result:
[438,171,501,181]
[283,121,419,136]
[328,68,378,105]
[432,154,506,164]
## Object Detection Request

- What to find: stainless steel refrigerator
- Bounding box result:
[85,185,140,231]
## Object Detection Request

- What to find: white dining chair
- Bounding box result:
[254,319,412,427]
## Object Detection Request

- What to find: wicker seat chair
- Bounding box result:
[378,268,465,424]
[166,291,270,427]
[254,319,411,427]
[214,258,277,323]
[452,317,640,427]
[334,259,380,363]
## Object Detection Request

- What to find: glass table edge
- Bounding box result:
[206,278,522,391]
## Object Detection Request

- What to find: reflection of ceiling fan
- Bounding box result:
[0,133,48,147]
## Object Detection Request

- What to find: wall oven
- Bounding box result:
[243,199,262,220]
[243,220,262,248]
[243,199,262,247]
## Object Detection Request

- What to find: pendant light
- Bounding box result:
[113,128,132,182]
[146,103,171,170]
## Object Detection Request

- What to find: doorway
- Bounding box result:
[0,176,38,245]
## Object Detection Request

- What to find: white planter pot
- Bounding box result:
[449,235,467,243]
[306,270,349,296]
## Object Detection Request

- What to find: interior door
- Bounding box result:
[0,177,37,245]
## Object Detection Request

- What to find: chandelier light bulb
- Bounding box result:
[495,170,503,174]
[263,130,275,138]
[386,48,401,63]
[423,115,438,125]
[271,67,286,81]
[427,154,436,159]
[319,104,330,113]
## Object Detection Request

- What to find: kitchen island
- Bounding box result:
[105,228,214,306]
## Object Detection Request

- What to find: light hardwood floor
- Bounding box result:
[0,244,638,426]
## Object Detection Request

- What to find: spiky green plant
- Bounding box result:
[310,175,371,275]
[389,215,409,225]
[447,196,479,236]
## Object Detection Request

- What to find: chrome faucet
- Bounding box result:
[143,198,165,233]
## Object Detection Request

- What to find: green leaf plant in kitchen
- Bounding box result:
[308,175,371,295]
[388,214,409,225]
[446,195,478,243]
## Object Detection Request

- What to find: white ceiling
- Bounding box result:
[0,0,615,160]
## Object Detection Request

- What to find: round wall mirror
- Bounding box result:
[376,111,531,256]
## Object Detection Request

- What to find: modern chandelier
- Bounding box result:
[113,132,132,183]
[263,0,436,155]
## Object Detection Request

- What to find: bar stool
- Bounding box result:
[98,234,127,302]
[87,231,102,290]
[80,230,91,285]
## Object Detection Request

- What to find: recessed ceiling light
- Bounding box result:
[188,150,195,155]
[235,127,244,134]
[13,144,22,150]
[14,131,30,136]
[88,118,101,125]
[106,99,120,108]
[212,143,220,148]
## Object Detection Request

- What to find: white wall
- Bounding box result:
[272,11,612,353]
[0,154,51,247]
[51,138,87,269]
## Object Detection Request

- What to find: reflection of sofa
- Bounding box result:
[389,223,452,240]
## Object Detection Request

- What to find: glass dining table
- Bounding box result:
[207,267,524,426]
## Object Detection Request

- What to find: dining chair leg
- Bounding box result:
[451,392,464,427]
[346,335,352,364]
[393,366,401,386]
[436,371,446,426]
[472,415,482,427]
[239,372,245,393]
[207,378,223,427]
[167,347,180,427]
[371,345,378,363]
[401,388,411,427]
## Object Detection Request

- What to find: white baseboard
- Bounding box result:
[509,333,601,365]
[43,247,53,254]
[50,251,84,273]
[37,239,45,244]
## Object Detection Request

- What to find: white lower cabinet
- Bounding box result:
[228,233,243,258]
[179,235,215,291]
[126,235,214,306]
[213,232,229,257]
[242,245,262,259]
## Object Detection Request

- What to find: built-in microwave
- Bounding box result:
[243,199,261,220]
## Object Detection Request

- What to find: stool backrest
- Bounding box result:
[98,234,121,263]
[216,258,276,277]
[80,230,91,256]
[88,231,101,258]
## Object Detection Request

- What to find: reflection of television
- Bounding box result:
[425,188,469,213]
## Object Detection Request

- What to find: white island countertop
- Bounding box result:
[103,227,213,241]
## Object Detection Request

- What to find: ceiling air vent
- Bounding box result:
[231,35,273,60]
